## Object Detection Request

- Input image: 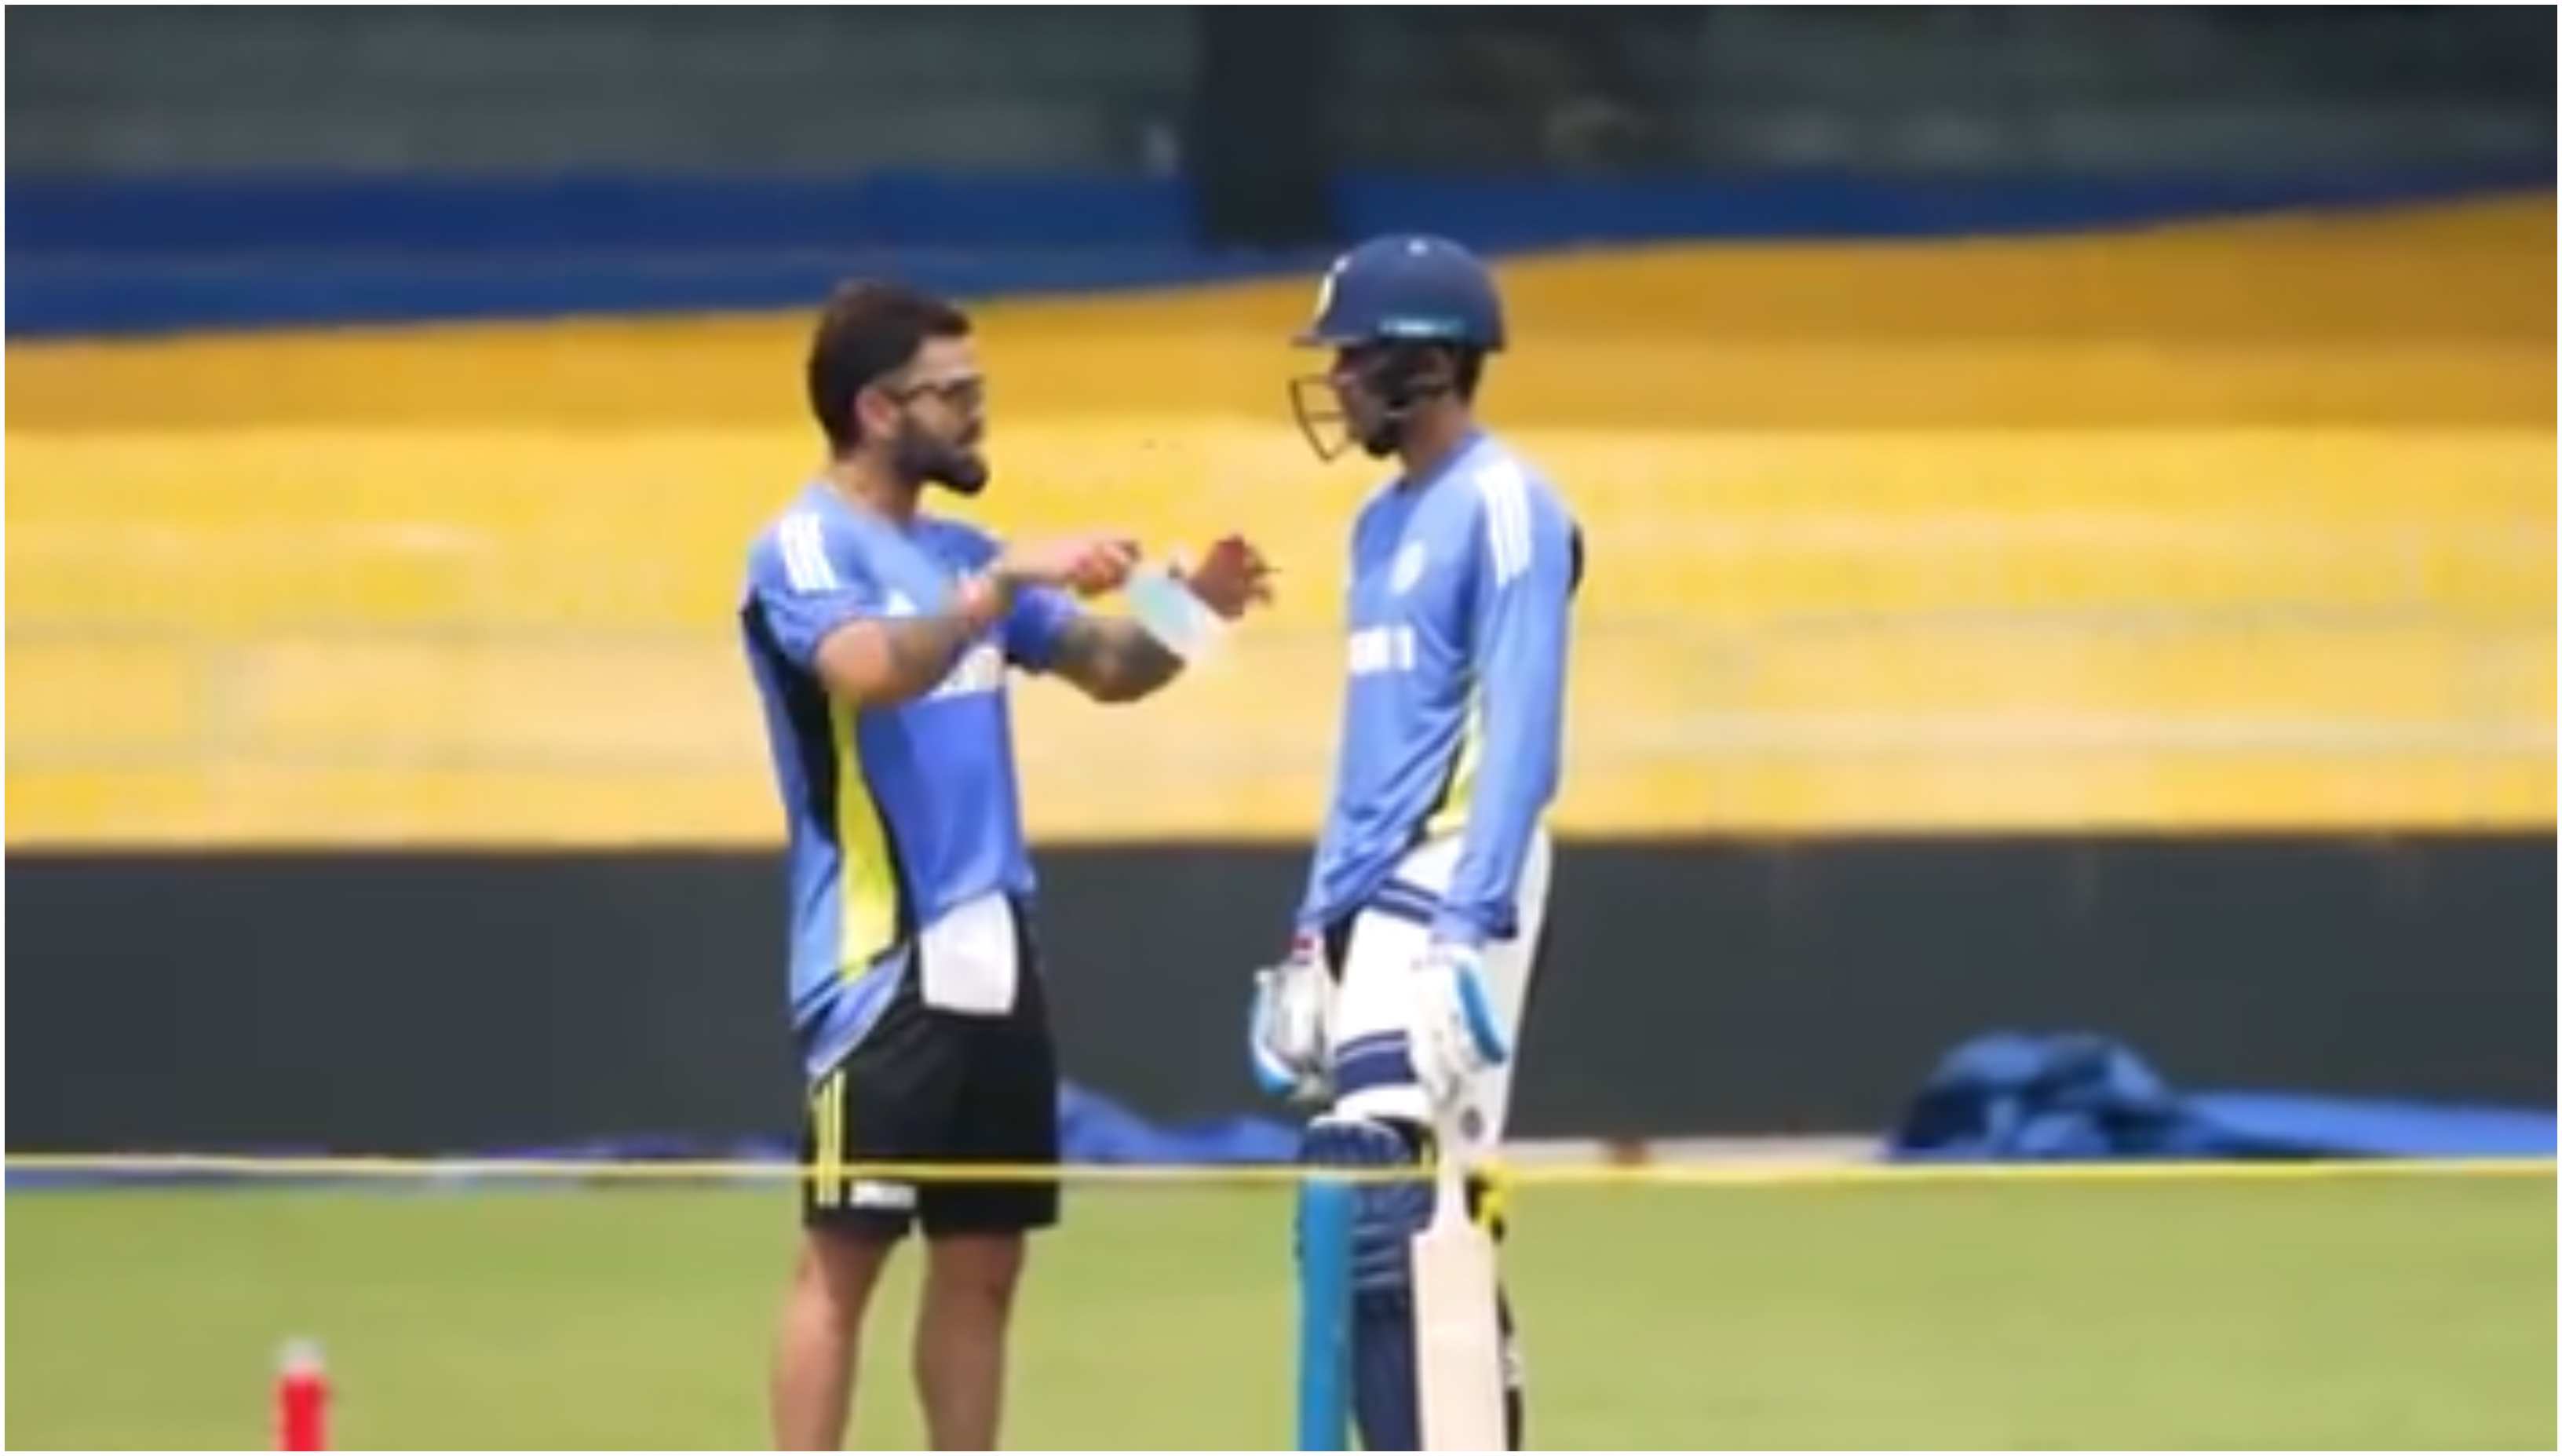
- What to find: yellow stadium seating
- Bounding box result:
[7,197,2552,844]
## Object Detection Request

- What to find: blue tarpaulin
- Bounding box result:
[1058,1082,1297,1165]
[1887,1032,2557,1162]
[5,1082,1299,1190]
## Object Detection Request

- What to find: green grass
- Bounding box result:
[6,1175,2552,1449]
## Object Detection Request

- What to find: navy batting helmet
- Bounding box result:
[1296,234,1505,352]
[1290,235,1503,461]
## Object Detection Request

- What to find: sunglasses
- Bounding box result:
[884,373,987,412]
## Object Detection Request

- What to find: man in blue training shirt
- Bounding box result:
[1252,235,1580,1451]
[744,281,1269,1451]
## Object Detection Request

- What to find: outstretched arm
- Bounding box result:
[1045,535,1272,704]
[812,579,1012,707]
[1050,616,1186,703]
[819,527,1137,707]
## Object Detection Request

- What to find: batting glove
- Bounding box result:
[1409,940,1509,1111]
[1249,935,1333,1104]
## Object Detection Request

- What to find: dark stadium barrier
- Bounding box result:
[8,837,2550,1153]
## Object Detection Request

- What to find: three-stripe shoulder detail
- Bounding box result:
[775,511,841,593]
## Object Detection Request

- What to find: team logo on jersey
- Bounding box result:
[1347,625,1417,677]
[1389,541,1428,596]
[882,589,918,619]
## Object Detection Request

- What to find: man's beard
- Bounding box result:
[893,423,990,496]
[1349,400,1405,459]
[1347,376,1412,459]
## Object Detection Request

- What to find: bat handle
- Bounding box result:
[1429,1114,1473,1231]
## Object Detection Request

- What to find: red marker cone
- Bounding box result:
[276,1339,328,1451]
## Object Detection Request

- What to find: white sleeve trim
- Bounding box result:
[1473,459,1531,586]
[777,512,841,593]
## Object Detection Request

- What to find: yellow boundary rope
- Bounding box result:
[4,1153,2551,1188]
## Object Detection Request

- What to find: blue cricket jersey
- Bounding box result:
[1296,430,1578,947]
[740,481,1078,1078]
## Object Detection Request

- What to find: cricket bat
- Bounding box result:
[1411,1128,1505,1451]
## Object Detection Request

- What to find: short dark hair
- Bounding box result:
[807,281,971,453]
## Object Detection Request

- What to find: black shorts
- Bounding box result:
[800,904,1060,1238]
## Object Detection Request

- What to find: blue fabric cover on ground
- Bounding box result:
[3,1082,1298,1188]
[1887,1032,2556,1161]
[1057,1081,1298,1165]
